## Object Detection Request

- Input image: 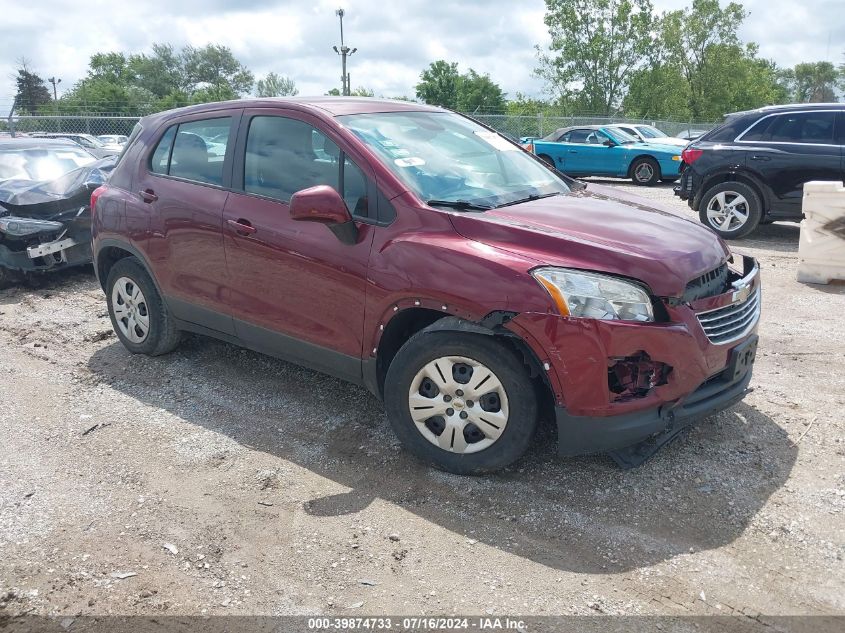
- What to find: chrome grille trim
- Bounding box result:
[696,287,761,345]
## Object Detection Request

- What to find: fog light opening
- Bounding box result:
[608,352,671,401]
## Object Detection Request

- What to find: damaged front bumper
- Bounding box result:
[506,255,761,467]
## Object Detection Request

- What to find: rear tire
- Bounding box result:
[384,331,538,475]
[105,257,181,356]
[698,181,762,239]
[631,157,661,186]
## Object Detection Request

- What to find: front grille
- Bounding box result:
[696,287,760,345]
[684,264,729,302]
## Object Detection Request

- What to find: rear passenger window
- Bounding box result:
[766,113,835,144]
[169,118,232,185]
[148,117,231,185]
[150,126,176,174]
[739,117,774,142]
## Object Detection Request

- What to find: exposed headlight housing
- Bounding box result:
[0,216,65,238]
[531,267,654,322]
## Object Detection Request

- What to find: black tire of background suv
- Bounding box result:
[698,181,763,240]
[105,257,182,356]
[630,157,661,186]
[384,330,538,475]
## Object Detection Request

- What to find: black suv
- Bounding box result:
[676,104,845,238]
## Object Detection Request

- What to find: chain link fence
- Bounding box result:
[4,115,140,137]
[3,112,719,142]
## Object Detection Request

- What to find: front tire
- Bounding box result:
[105,257,181,356]
[631,157,661,186]
[384,331,538,475]
[698,181,762,239]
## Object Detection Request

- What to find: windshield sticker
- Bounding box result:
[474,131,517,152]
[394,157,425,167]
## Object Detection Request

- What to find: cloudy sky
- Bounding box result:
[1,0,843,104]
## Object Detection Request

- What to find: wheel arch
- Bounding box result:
[694,170,771,212]
[367,308,554,424]
[95,239,162,296]
[626,154,661,179]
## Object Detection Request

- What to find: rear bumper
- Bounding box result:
[674,167,693,201]
[554,358,753,460]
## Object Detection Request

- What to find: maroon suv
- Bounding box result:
[91,98,760,473]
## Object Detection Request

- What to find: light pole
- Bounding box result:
[333,8,357,96]
[47,77,61,101]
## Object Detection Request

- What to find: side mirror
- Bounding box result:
[602,139,616,147]
[290,185,358,245]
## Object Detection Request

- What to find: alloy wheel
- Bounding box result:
[634,162,655,183]
[111,277,150,344]
[408,356,509,454]
[706,191,749,232]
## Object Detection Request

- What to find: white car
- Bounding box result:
[607,124,689,147]
[96,134,129,149]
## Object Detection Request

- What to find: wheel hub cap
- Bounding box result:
[408,356,509,455]
[111,277,150,344]
[706,191,749,232]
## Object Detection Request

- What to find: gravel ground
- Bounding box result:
[0,180,843,624]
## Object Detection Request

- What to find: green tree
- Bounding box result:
[537,0,656,115]
[182,44,254,101]
[128,44,187,98]
[623,64,691,119]
[14,59,52,114]
[661,0,747,118]
[350,86,375,97]
[415,60,461,109]
[457,69,506,112]
[325,88,342,96]
[505,93,550,116]
[789,62,839,102]
[255,72,298,97]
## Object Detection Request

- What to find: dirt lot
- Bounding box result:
[1,181,843,625]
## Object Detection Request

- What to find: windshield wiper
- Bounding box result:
[426,199,493,211]
[495,191,564,208]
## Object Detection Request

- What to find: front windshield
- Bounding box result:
[338,111,570,208]
[636,125,667,139]
[0,146,97,182]
[604,127,639,144]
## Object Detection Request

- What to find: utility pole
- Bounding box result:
[332,8,357,96]
[48,77,61,101]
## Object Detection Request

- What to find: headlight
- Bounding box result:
[531,267,654,322]
[0,216,64,238]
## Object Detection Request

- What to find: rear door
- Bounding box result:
[134,111,241,334]
[221,109,376,379]
[838,112,845,182]
[738,110,840,217]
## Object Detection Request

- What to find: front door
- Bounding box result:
[222,110,375,381]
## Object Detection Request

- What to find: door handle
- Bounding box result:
[139,189,158,203]
[750,155,771,162]
[227,218,257,236]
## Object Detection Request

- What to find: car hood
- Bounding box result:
[644,137,689,147]
[448,183,729,298]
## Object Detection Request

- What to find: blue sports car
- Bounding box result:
[527,125,684,186]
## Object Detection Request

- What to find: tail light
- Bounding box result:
[90,185,108,213]
[681,147,703,164]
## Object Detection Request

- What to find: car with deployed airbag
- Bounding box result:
[91,98,760,474]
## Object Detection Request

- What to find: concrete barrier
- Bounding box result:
[797,181,845,285]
